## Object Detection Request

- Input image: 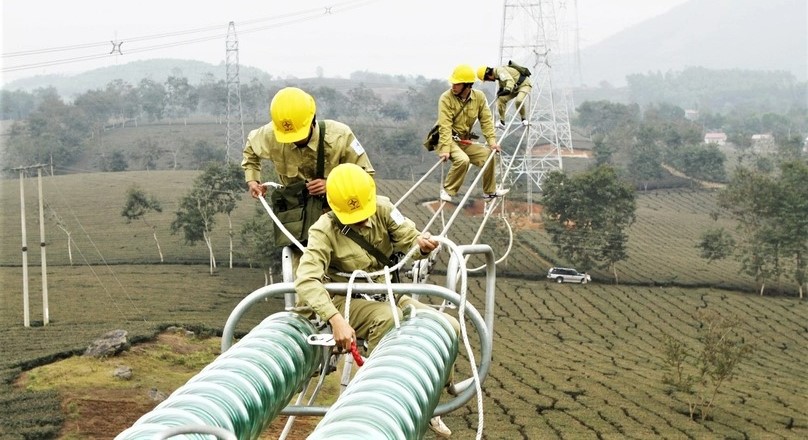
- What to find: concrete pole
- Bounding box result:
[19,170,30,327]
[37,168,49,325]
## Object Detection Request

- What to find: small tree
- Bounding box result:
[718,161,808,296]
[101,151,128,172]
[239,205,281,285]
[121,186,164,262]
[629,142,663,191]
[696,228,736,262]
[662,310,755,421]
[134,137,162,171]
[170,162,243,274]
[541,166,636,282]
[171,187,218,274]
[205,162,245,269]
[188,139,223,170]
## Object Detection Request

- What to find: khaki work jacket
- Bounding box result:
[241,119,375,185]
[494,66,533,92]
[294,196,428,322]
[436,89,497,154]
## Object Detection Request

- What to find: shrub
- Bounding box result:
[662,309,755,421]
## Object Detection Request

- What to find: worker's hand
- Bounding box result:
[439,152,450,162]
[247,181,266,199]
[417,232,438,255]
[497,88,512,97]
[306,178,327,196]
[328,313,356,351]
[489,143,502,153]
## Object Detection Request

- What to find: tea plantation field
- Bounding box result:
[1,170,806,439]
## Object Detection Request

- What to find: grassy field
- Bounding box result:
[1,170,806,439]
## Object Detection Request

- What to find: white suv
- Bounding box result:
[547,267,591,284]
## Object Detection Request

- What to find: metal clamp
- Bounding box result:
[307,334,335,346]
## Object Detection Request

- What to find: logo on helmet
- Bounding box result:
[281,119,295,132]
[347,198,361,211]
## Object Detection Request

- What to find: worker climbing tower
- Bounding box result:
[225,21,245,163]
[498,0,575,206]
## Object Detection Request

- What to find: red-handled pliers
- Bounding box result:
[350,340,364,367]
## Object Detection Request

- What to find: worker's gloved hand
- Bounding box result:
[497,88,512,97]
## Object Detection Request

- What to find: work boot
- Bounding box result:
[429,416,452,438]
[521,119,530,127]
[495,120,506,130]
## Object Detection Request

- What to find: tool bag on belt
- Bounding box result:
[423,98,470,151]
[270,123,326,247]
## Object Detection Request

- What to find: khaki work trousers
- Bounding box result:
[496,84,531,122]
[441,141,497,197]
[331,294,460,354]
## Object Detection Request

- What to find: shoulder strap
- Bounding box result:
[328,212,394,267]
[316,121,326,179]
[446,97,471,139]
[452,97,470,122]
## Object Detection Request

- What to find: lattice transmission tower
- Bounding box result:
[225,21,245,163]
[498,0,575,205]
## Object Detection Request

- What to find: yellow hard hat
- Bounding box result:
[449,64,476,84]
[270,87,316,143]
[326,163,377,224]
[476,66,489,81]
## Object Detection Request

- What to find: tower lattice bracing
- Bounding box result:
[497,0,575,203]
[225,21,245,163]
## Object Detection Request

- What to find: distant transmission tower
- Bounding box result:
[225,21,245,163]
[498,0,575,208]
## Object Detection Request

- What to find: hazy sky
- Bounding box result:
[1,0,691,85]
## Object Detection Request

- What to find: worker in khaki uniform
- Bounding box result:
[242,87,374,200]
[477,64,532,129]
[294,163,458,438]
[435,64,508,203]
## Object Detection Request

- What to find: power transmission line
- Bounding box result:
[2,0,379,73]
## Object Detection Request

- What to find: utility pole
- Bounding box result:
[498,0,575,210]
[13,164,50,327]
[225,21,245,163]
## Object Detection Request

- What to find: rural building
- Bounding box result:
[704,132,727,145]
[685,109,699,121]
[752,133,775,153]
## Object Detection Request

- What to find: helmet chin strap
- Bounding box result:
[460,84,473,98]
[451,83,473,100]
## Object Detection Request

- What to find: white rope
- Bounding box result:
[463,196,516,273]
[468,215,514,273]
[383,266,400,329]
[343,269,372,325]
[256,185,306,252]
[432,235,485,439]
